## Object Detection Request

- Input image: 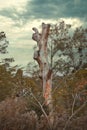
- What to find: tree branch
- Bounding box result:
[63,100,87,130]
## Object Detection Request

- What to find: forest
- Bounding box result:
[0,21,87,130]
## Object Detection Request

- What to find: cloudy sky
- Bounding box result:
[0,0,87,67]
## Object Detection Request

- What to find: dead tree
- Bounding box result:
[32,23,53,114]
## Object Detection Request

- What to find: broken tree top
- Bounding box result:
[32,23,53,107]
[32,23,50,49]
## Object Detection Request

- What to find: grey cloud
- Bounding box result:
[25,0,65,19]
[0,7,19,20]
[27,0,87,19]
[65,0,87,18]
[0,0,87,27]
[0,7,27,27]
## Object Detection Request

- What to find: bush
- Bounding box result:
[0,97,87,130]
[0,97,38,130]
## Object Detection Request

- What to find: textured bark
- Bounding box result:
[32,23,53,113]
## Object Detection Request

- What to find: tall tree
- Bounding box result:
[0,31,15,68]
[32,21,87,114]
[48,21,87,76]
[0,31,16,101]
[0,32,9,54]
[32,23,53,115]
[31,21,87,79]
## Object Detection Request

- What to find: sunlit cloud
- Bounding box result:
[0,0,27,9]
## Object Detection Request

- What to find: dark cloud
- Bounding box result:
[0,7,25,27]
[0,0,87,26]
[65,0,87,18]
[25,0,66,19]
[0,7,19,20]
[27,0,87,19]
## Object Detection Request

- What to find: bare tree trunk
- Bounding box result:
[32,23,53,114]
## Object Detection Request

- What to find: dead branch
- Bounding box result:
[63,100,87,130]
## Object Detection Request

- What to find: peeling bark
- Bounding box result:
[32,23,53,113]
